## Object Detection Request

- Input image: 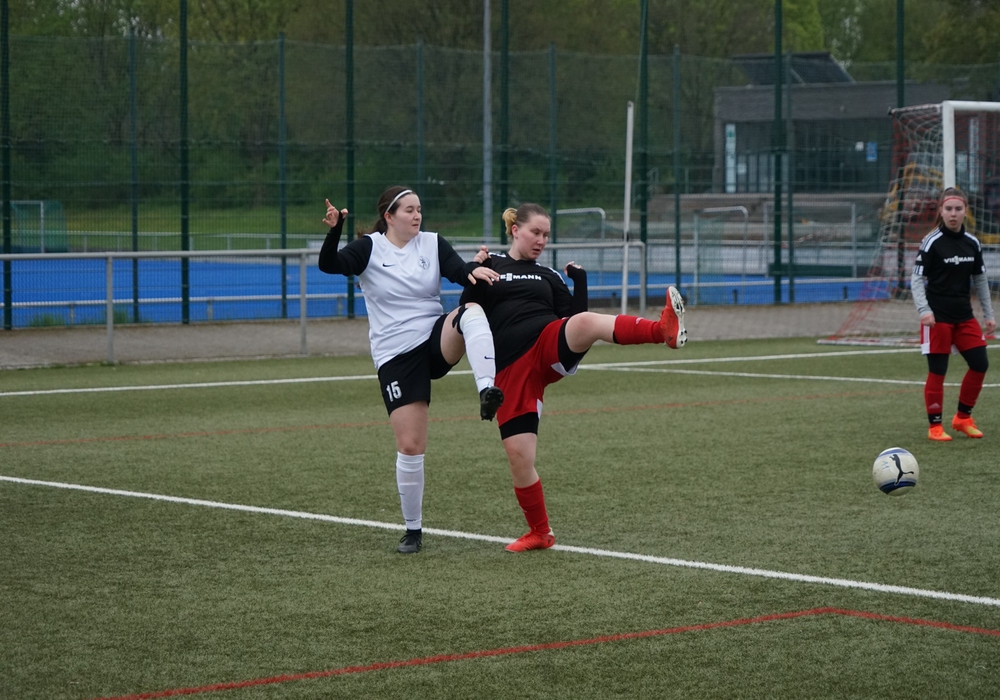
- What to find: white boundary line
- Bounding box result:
[583,366,1000,388]
[3,474,999,609]
[0,374,380,398]
[0,346,989,398]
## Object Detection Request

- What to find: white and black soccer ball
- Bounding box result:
[872,447,919,496]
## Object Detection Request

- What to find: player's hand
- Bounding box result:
[473,245,490,264]
[564,261,585,281]
[919,312,936,327]
[468,265,500,286]
[984,318,996,335]
[323,199,347,227]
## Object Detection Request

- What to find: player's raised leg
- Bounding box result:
[442,303,504,421]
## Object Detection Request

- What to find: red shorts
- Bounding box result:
[494,318,581,429]
[920,317,986,355]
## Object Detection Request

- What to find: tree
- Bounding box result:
[10,0,999,67]
[815,0,948,66]
[924,0,1000,64]
[643,0,824,60]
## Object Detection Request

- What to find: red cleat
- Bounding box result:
[927,425,952,442]
[659,286,687,349]
[505,530,555,552]
[951,415,984,438]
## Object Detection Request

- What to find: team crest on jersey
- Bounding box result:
[419,256,430,270]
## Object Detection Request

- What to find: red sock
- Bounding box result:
[613,314,663,345]
[958,369,986,415]
[513,479,550,534]
[924,372,945,422]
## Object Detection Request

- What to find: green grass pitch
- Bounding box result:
[2,338,998,698]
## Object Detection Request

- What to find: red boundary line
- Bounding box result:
[95,606,999,699]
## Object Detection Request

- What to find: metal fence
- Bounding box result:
[3,35,1000,334]
[4,36,999,227]
[1,232,894,351]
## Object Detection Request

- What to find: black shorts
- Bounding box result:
[376,314,454,415]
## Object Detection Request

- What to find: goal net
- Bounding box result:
[823,100,1000,345]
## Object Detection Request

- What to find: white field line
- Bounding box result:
[2,346,997,397]
[3,474,999,608]
[0,374,379,398]
[583,366,1000,388]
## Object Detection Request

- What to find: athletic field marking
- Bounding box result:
[0,347,953,398]
[4,475,999,609]
[585,366,1000,387]
[91,606,1000,700]
[0,373,380,398]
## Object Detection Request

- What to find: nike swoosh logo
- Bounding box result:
[382,263,395,267]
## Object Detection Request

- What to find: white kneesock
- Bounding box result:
[396,452,425,531]
[459,304,497,393]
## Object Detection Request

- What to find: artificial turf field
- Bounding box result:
[2,337,998,698]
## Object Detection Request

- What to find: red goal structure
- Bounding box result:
[823,100,1000,345]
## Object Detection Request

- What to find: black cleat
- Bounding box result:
[397,529,422,554]
[479,386,504,421]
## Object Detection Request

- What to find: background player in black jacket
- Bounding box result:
[911,186,996,441]
[461,203,686,551]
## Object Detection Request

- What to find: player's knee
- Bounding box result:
[926,354,949,375]
[456,302,487,335]
[965,347,989,374]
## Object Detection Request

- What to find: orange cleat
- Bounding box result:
[659,286,687,349]
[505,530,555,552]
[928,424,952,442]
[951,415,984,438]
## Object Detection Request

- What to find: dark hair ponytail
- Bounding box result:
[372,186,413,233]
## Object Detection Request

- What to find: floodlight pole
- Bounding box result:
[2,0,12,330]
[499,1,509,245]
[179,0,190,324]
[672,45,682,291]
[772,0,784,305]
[896,0,905,108]
[482,0,493,241]
[622,101,634,315]
[345,0,356,317]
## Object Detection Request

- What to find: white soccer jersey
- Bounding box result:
[358,231,445,369]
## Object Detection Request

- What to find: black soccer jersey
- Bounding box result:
[460,253,576,371]
[912,225,986,324]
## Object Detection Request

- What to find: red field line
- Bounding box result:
[93,606,999,700]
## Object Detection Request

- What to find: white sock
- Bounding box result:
[396,452,424,531]
[459,304,497,393]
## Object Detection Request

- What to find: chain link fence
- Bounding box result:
[3,35,999,327]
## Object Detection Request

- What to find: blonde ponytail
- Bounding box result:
[502,207,518,237]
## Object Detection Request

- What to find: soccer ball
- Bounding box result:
[872,447,919,496]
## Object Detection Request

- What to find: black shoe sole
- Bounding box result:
[480,386,504,421]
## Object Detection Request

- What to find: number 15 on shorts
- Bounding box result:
[385,381,402,401]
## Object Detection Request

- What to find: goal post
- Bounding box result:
[822,100,1000,346]
[6,200,68,253]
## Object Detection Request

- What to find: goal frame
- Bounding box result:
[942,100,1000,189]
[822,100,1000,346]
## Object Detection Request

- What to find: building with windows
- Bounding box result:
[713,52,949,195]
